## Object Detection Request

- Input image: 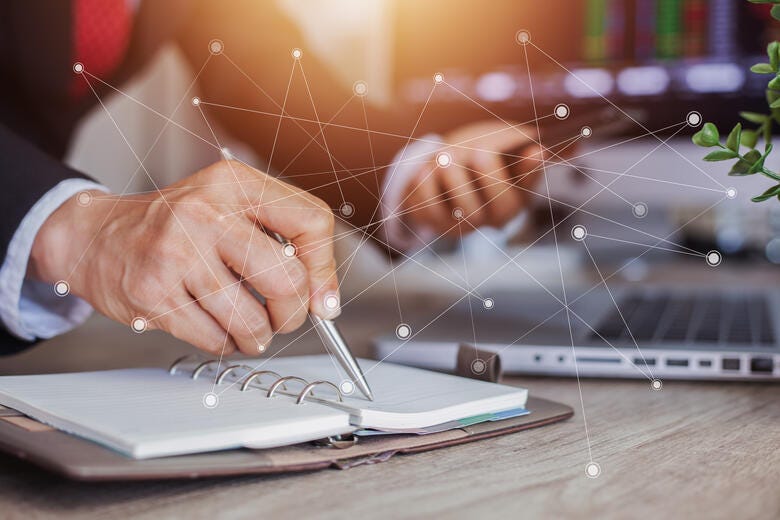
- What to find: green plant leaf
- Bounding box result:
[740,112,769,124]
[769,75,780,90]
[771,98,780,108]
[703,150,739,161]
[736,149,764,176]
[775,43,780,69]
[767,87,780,105]
[770,42,780,70]
[726,123,742,152]
[745,149,763,163]
[751,183,780,202]
[772,5,780,21]
[749,143,773,174]
[729,159,753,176]
[692,122,720,147]
[741,130,759,149]
[752,63,775,74]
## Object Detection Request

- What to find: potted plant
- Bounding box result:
[692,0,780,203]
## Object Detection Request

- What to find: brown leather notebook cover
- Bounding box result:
[0,348,572,481]
[0,396,571,481]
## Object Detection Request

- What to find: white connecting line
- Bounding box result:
[70,33,727,478]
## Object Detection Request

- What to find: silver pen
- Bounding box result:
[270,232,374,401]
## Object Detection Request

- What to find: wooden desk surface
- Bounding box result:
[1,263,779,519]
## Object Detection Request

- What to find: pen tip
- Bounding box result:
[355,382,373,401]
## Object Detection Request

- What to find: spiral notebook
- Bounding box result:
[0,355,527,459]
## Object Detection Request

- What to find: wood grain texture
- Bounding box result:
[1,264,779,519]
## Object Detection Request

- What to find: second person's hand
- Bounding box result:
[400,120,545,237]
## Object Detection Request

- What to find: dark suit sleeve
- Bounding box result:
[0,123,91,355]
[174,1,428,236]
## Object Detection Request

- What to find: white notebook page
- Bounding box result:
[258,356,528,430]
[0,368,352,459]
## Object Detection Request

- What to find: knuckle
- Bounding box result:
[284,260,309,292]
[310,257,337,287]
[124,263,167,309]
[307,207,335,235]
[147,234,175,259]
[205,161,233,181]
[237,307,270,338]
[131,273,164,304]
[211,286,235,313]
[153,211,193,246]
[266,260,308,298]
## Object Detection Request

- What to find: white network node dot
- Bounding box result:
[726,187,737,199]
[220,147,234,161]
[76,191,93,207]
[131,317,148,333]
[353,81,368,97]
[436,152,452,168]
[340,202,355,218]
[203,392,219,409]
[339,380,355,395]
[282,243,297,258]
[191,96,201,106]
[515,29,531,45]
[581,126,592,138]
[633,202,648,218]
[571,225,587,241]
[651,379,663,391]
[73,62,84,74]
[585,462,601,479]
[292,48,303,59]
[686,111,702,127]
[433,72,444,84]
[324,294,340,311]
[554,103,570,120]
[396,323,412,340]
[452,207,464,220]
[706,250,722,267]
[54,280,70,297]
[471,358,487,375]
[483,298,494,310]
[208,39,224,55]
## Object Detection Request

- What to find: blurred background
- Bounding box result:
[67,0,780,299]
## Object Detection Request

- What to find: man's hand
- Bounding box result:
[28,160,339,356]
[400,121,545,237]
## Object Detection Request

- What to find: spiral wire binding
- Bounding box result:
[296,381,343,404]
[168,354,202,375]
[266,376,310,398]
[168,357,345,406]
[191,360,221,380]
[240,370,284,392]
[215,364,253,385]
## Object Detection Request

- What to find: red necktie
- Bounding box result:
[71,0,133,99]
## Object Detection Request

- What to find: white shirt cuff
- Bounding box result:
[380,134,445,252]
[0,179,109,341]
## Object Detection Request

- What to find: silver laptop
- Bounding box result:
[373,285,780,381]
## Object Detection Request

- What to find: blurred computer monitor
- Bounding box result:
[392,0,775,131]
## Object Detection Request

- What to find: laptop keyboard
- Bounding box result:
[591,292,776,346]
